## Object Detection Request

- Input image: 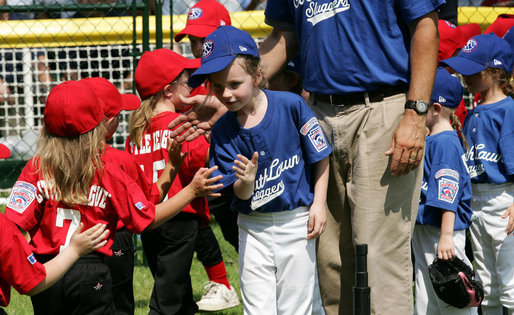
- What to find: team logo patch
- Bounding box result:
[435,168,459,181]
[308,125,328,152]
[27,253,37,265]
[135,201,145,210]
[8,181,37,214]
[202,40,214,59]
[188,7,202,20]
[300,117,319,135]
[438,178,459,203]
[463,39,477,53]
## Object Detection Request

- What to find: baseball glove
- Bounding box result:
[428,257,484,308]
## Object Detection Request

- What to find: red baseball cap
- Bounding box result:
[44,81,104,137]
[135,49,200,100]
[484,14,514,38]
[81,77,141,118]
[438,20,481,61]
[0,144,10,159]
[174,0,231,43]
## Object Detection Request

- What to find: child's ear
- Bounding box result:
[254,67,264,87]
[431,103,442,116]
[163,84,174,97]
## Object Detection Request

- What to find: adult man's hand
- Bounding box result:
[385,110,426,177]
[168,94,227,142]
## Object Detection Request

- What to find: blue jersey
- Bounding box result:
[461,96,514,184]
[417,131,473,230]
[209,89,332,214]
[264,0,444,94]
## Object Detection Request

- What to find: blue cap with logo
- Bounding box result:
[440,33,513,75]
[430,67,463,109]
[189,25,259,88]
[503,26,514,59]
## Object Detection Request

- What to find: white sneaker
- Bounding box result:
[196,281,240,311]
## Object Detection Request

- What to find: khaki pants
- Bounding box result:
[309,93,423,315]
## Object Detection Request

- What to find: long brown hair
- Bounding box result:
[128,90,163,147]
[35,121,106,206]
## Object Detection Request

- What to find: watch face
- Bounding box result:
[416,101,428,113]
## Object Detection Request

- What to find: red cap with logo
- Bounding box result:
[135,49,200,100]
[81,77,141,118]
[0,144,10,159]
[174,0,231,43]
[438,20,481,62]
[484,14,514,38]
[44,80,104,137]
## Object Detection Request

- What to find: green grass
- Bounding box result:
[2,217,243,315]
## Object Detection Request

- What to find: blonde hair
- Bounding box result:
[129,90,163,147]
[35,121,107,206]
[443,106,469,150]
[484,67,513,98]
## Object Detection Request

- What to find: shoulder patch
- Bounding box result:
[438,178,459,204]
[135,201,145,211]
[27,253,37,265]
[8,181,37,214]
[308,125,328,152]
[435,168,459,181]
[300,117,319,135]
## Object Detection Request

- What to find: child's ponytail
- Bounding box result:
[449,111,469,151]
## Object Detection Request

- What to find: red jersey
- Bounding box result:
[0,213,46,307]
[125,111,210,223]
[103,144,160,230]
[5,158,156,256]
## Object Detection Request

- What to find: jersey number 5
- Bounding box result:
[56,208,81,253]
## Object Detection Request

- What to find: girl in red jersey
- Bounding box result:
[0,144,109,315]
[4,81,222,315]
[126,48,221,315]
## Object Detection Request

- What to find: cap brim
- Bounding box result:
[0,144,11,159]
[121,94,141,111]
[189,55,235,88]
[175,24,219,42]
[185,58,201,70]
[440,56,486,76]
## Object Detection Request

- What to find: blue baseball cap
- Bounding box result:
[189,25,259,88]
[430,67,463,109]
[440,33,513,75]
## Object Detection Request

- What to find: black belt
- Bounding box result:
[313,83,409,106]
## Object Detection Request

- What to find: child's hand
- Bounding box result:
[307,203,326,239]
[167,137,188,168]
[69,223,110,257]
[190,166,223,197]
[437,233,455,261]
[502,203,514,235]
[233,152,259,185]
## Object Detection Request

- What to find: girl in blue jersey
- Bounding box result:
[412,68,476,315]
[441,33,514,315]
[188,25,332,314]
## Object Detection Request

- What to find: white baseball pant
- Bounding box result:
[238,206,316,315]
[412,224,478,315]
[469,183,514,313]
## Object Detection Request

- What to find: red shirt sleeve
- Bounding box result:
[0,214,46,306]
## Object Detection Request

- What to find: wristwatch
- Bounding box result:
[404,100,429,115]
